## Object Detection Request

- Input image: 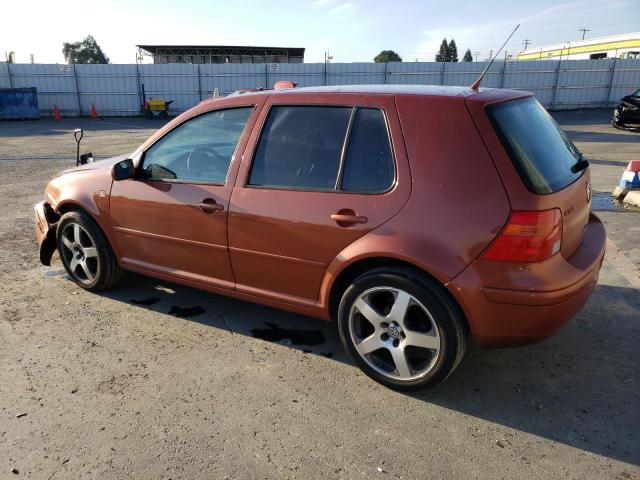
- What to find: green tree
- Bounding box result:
[435,38,449,62]
[62,35,109,64]
[463,49,473,62]
[374,50,402,63]
[448,39,459,62]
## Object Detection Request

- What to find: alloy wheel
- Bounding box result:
[60,222,99,284]
[348,286,441,381]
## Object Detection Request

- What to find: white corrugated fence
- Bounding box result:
[0,59,638,117]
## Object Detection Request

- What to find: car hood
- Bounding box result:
[58,153,131,176]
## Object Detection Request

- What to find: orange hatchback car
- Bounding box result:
[35,85,605,390]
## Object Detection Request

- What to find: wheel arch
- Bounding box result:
[325,255,468,334]
[55,201,119,258]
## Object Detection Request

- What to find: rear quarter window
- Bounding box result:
[487,97,584,194]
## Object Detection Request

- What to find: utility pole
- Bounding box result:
[522,39,531,50]
[579,28,590,40]
[474,51,480,62]
[488,49,493,60]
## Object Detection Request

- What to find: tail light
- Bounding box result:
[482,209,562,262]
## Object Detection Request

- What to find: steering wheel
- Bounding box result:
[186,145,226,177]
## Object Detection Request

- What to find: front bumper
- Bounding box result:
[447,213,606,348]
[35,201,57,266]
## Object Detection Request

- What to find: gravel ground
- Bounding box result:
[1,112,639,479]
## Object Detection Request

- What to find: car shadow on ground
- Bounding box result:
[85,272,639,467]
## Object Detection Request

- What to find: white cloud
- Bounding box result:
[328,2,356,15]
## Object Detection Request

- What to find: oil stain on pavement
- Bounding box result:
[130,297,162,306]
[168,305,206,318]
[251,322,325,346]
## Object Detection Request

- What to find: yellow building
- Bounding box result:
[517,32,640,60]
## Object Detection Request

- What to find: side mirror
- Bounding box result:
[112,158,135,181]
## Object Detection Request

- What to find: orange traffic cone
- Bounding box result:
[53,104,61,121]
[90,103,98,119]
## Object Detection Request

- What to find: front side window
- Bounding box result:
[248,105,395,193]
[141,107,253,184]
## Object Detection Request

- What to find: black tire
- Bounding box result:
[337,267,469,391]
[56,210,123,291]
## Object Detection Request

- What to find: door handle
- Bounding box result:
[196,198,224,214]
[331,211,368,227]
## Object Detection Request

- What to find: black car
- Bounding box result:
[613,88,640,129]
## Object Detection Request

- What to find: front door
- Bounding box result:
[228,94,411,306]
[110,106,255,289]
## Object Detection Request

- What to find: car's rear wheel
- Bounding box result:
[56,210,123,291]
[337,268,469,391]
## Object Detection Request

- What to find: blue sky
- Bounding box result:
[2,0,638,63]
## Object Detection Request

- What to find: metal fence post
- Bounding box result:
[72,64,82,116]
[135,61,143,113]
[6,62,13,88]
[550,60,562,110]
[265,63,269,89]
[323,61,328,86]
[197,64,203,101]
[440,62,446,85]
[500,60,507,88]
[605,58,618,107]
[383,62,388,84]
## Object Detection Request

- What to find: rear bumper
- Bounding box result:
[447,213,606,348]
[35,201,57,266]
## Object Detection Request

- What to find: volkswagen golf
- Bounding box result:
[35,84,606,390]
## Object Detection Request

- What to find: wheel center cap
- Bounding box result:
[387,325,401,339]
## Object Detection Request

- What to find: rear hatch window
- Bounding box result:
[487,97,584,194]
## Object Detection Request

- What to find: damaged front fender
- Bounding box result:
[35,201,58,266]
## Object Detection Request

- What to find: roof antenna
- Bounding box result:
[470,24,520,91]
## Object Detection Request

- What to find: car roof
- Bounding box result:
[212,84,530,103]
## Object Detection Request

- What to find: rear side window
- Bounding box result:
[249,105,395,193]
[341,108,394,193]
[487,97,583,194]
[249,106,351,190]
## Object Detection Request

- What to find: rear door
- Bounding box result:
[227,93,411,306]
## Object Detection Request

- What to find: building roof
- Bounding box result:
[137,45,305,56]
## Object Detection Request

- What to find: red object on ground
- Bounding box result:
[90,104,98,119]
[274,80,297,90]
[53,104,61,121]
[625,160,640,172]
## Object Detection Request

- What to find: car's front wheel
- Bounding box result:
[337,268,469,391]
[56,210,123,291]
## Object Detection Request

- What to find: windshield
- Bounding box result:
[487,97,584,194]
